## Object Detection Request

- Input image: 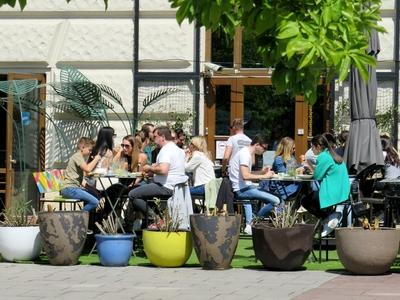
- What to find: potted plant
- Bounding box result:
[95,215,134,267]
[190,208,241,270]
[251,202,315,270]
[0,197,42,262]
[336,218,400,275]
[38,206,88,265]
[142,199,193,267]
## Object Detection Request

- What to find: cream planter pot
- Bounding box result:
[0,226,42,261]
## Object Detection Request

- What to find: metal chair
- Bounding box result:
[32,170,83,211]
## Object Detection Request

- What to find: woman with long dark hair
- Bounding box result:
[88,126,115,171]
[301,134,350,235]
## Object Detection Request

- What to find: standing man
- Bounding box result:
[222,118,252,174]
[126,126,187,228]
[229,134,280,235]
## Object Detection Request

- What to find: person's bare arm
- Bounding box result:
[240,165,274,181]
[222,146,232,173]
[143,162,169,175]
[80,155,101,173]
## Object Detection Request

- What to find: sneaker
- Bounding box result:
[244,224,252,235]
[321,212,342,237]
[297,205,308,213]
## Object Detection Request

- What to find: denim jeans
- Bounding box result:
[190,184,205,195]
[235,185,281,223]
[60,187,99,212]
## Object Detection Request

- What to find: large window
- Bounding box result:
[244,86,295,145]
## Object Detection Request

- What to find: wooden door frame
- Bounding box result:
[204,75,310,160]
[4,73,46,208]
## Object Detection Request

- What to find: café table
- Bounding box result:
[91,172,141,233]
[260,174,316,203]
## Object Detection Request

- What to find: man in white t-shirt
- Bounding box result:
[222,118,252,174]
[229,134,280,235]
[126,126,187,228]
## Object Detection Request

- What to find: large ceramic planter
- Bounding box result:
[95,234,134,267]
[38,211,88,265]
[143,230,192,267]
[336,227,400,275]
[0,226,42,261]
[252,223,315,270]
[190,214,241,270]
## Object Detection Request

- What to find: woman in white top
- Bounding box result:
[185,136,215,195]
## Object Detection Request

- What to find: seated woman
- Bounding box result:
[381,138,400,179]
[104,135,148,216]
[301,134,350,236]
[185,136,215,195]
[261,137,300,200]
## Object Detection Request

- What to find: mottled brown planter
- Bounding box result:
[38,211,88,265]
[190,214,241,270]
[336,227,400,275]
[252,223,315,270]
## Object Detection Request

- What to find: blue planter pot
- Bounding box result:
[95,234,134,267]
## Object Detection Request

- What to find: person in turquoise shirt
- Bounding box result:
[301,134,350,220]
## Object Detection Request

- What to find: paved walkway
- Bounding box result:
[0,263,336,300]
[0,263,399,299]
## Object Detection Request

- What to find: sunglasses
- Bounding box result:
[121,143,131,148]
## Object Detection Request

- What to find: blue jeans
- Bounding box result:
[236,185,281,223]
[61,187,99,212]
[190,184,205,195]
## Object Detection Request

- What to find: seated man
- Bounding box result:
[125,126,187,230]
[229,134,280,235]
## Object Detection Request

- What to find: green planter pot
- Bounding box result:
[38,211,88,265]
[190,214,241,270]
[336,227,400,275]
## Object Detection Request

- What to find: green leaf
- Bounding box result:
[271,66,288,94]
[277,21,299,39]
[298,47,316,70]
[321,6,332,26]
[18,0,26,9]
[286,39,313,59]
[338,56,351,81]
[351,56,369,82]
[254,8,275,34]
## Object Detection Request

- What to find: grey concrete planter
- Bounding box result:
[252,223,315,270]
[190,214,241,270]
[336,227,400,275]
[38,211,88,265]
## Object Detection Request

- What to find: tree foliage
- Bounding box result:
[0,0,108,10]
[168,0,385,104]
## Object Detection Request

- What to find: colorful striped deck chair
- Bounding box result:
[32,170,82,211]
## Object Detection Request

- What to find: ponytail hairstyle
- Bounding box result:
[311,134,343,164]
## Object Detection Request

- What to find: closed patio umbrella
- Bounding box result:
[344,30,384,174]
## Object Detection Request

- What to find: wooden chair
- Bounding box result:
[32,170,83,211]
